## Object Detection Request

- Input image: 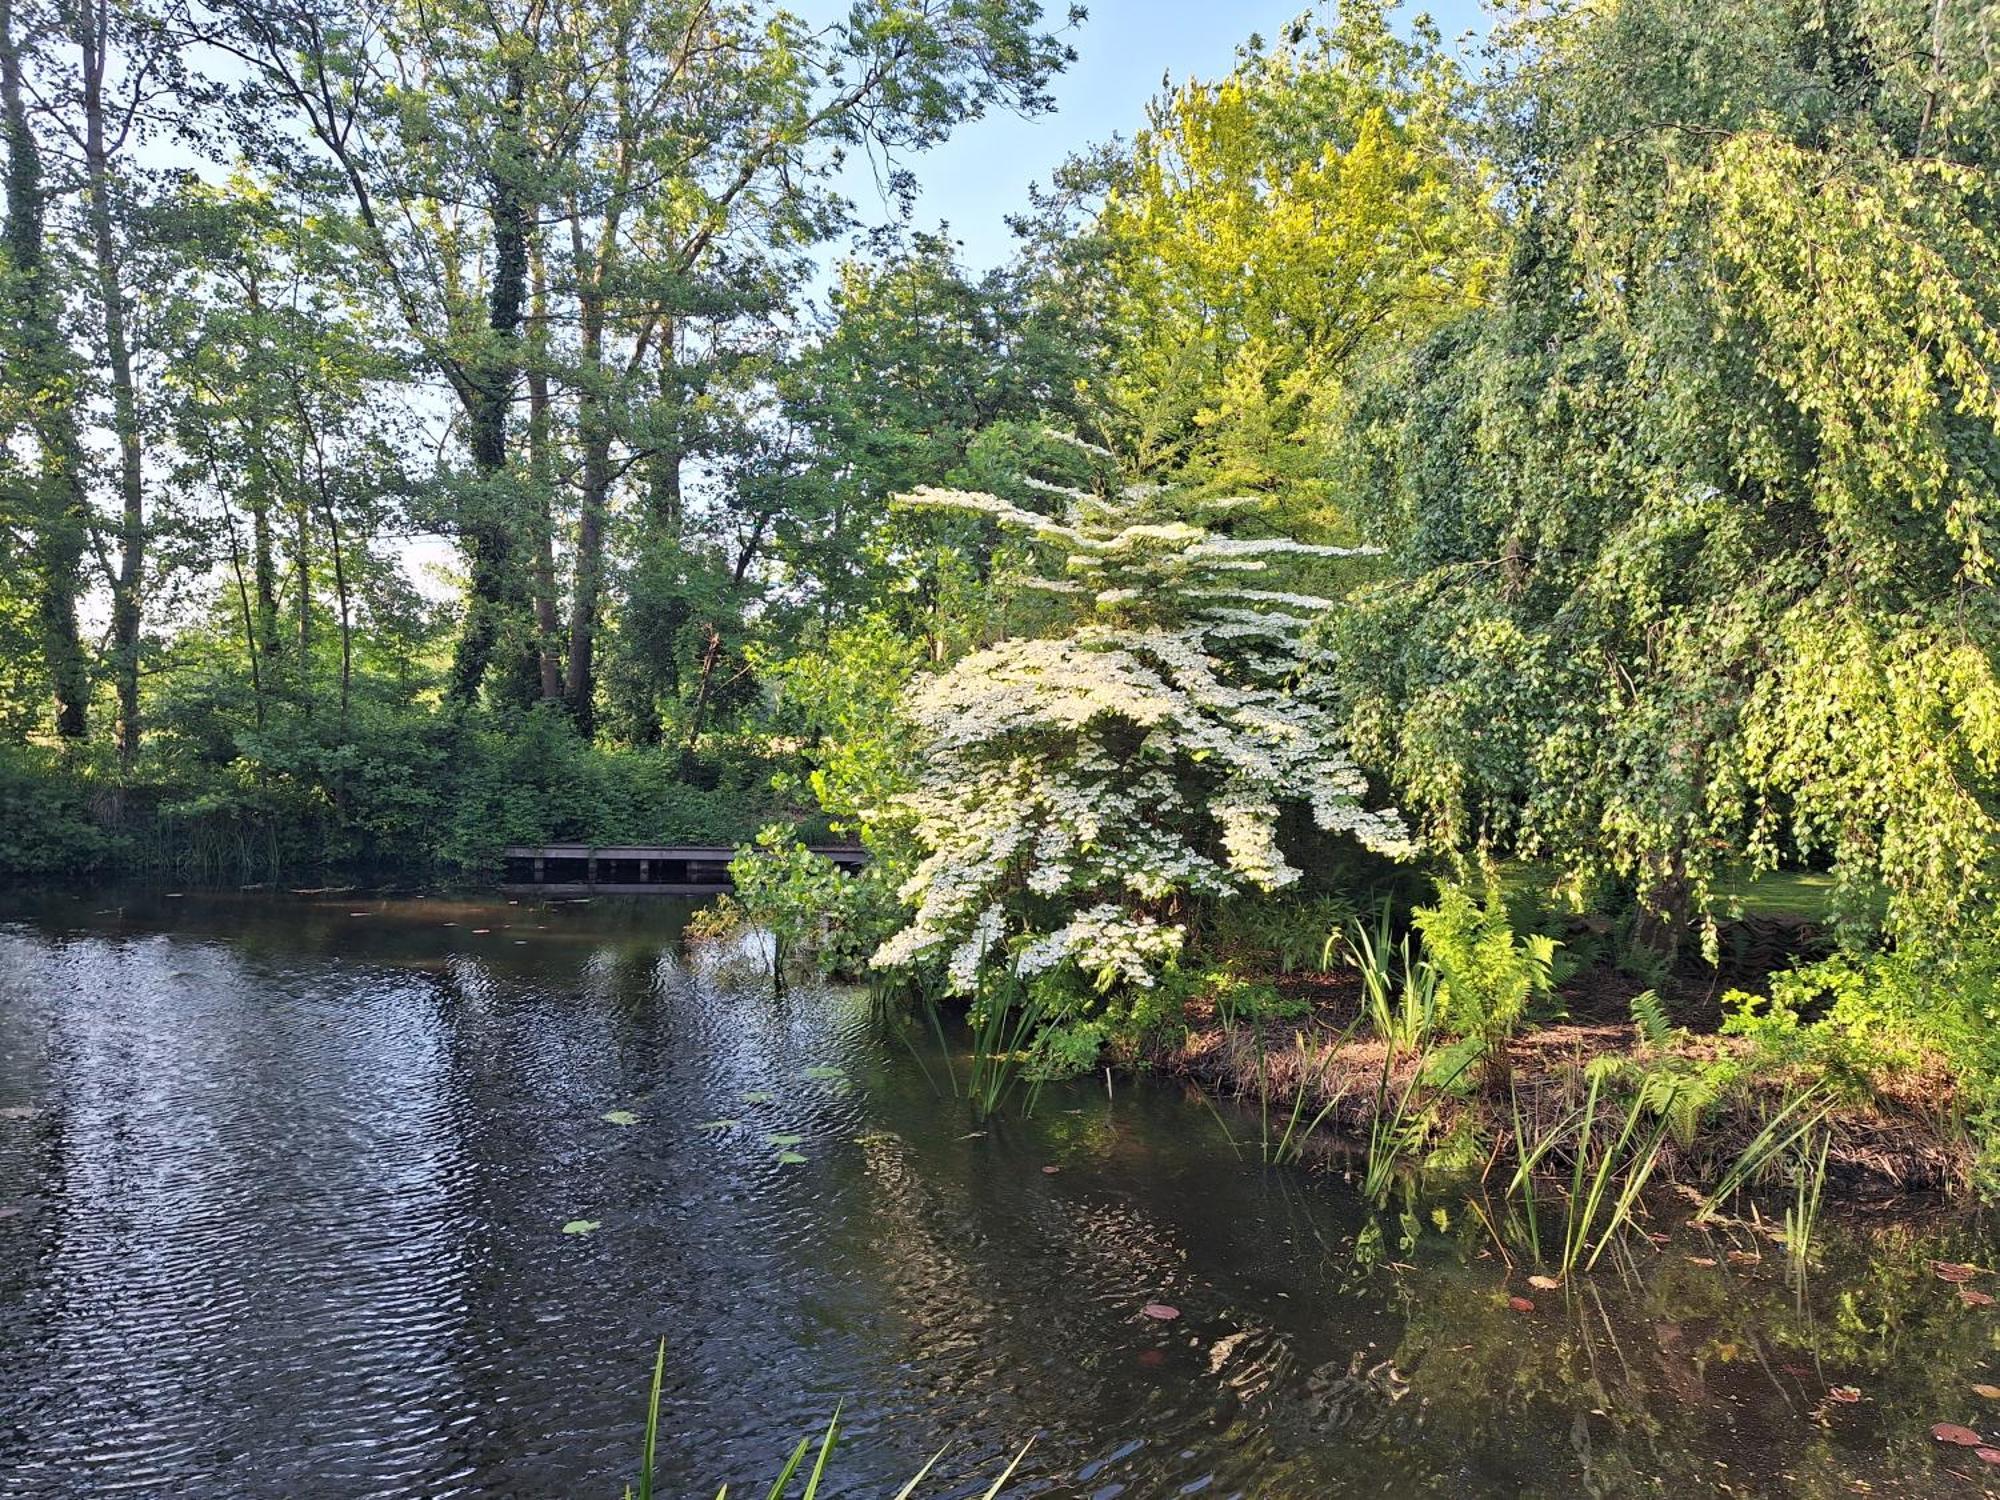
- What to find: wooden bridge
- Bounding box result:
[501,843,866,895]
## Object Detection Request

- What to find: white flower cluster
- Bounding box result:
[874,467,1412,996]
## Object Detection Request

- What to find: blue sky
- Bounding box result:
[822,0,1490,274]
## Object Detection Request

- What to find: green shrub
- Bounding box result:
[1412,875,1558,1086]
[1724,938,2000,1186]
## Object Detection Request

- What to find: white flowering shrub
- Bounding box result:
[870,440,1413,1049]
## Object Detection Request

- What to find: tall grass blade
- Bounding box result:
[888,1447,950,1500]
[797,1404,841,1498]
[978,1436,1037,1498]
[635,1337,666,1500]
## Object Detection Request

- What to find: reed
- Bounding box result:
[625,1348,1039,1498]
[1504,1069,1673,1276]
[1782,1129,1831,1277]
[1697,1089,1832,1221]
[1336,908,1440,1051]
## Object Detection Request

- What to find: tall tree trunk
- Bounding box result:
[526,241,562,703]
[562,287,608,736]
[1,0,87,739]
[449,62,535,708]
[77,0,142,766]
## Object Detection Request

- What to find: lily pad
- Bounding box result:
[741,1091,775,1105]
[561,1219,601,1236]
[776,1151,808,1165]
[697,1119,740,1132]
[599,1110,640,1127]
[766,1132,804,1147]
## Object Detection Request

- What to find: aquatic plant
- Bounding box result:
[625,1343,1036,1499]
[1339,905,1440,1051]
[1506,1063,1674,1276]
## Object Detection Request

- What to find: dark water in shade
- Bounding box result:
[1,891,1999,1499]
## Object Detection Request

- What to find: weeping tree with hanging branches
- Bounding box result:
[868,436,1414,1066]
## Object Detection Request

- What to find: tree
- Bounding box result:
[1331,0,2000,948]
[870,437,1411,1018]
[1085,0,1492,495]
[221,0,1082,716]
[0,0,87,739]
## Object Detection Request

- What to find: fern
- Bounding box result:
[1630,989,1673,1047]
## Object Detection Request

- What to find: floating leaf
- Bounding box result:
[803,1066,846,1081]
[776,1151,808,1165]
[1508,1296,1535,1313]
[1142,1303,1180,1321]
[472,928,492,935]
[696,1119,739,1132]
[741,1091,774,1105]
[600,1110,640,1127]
[1527,1275,1560,1291]
[1933,1261,1983,1284]
[561,1219,601,1236]
[1934,1423,1984,1447]
[766,1133,804,1147]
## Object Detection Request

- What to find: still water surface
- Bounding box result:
[1,890,1996,1498]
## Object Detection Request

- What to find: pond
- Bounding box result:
[0,890,1996,1498]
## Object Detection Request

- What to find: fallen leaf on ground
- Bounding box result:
[1685,1256,1718,1266]
[1960,1289,1996,1307]
[1977,1448,2000,1466]
[1973,1385,2000,1400]
[1828,1386,1862,1403]
[1933,1422,1984,1446]
[1141,1303,1180,1321]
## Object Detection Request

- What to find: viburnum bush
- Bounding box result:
[870,435,1412,1057]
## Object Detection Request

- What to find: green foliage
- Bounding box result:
[710,828,900,985]
[1342,906,1442,1050]
[1410,877,1558,1064]
[1332,0,2000,949]
[1724,936,2000,1183]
